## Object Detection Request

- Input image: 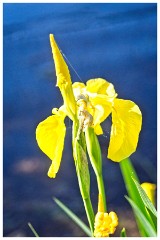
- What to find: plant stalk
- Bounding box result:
[72,120,95,236]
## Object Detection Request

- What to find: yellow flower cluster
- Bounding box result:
[94,211,118,237]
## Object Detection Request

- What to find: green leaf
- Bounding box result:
[120,158,150,236]
[125,196,157,237]
[53,197,92,237]
[147,208,157,231]
[120,228,127,237]
[132,178,157,217]
[120,158,140,201]
[28,222,39,237]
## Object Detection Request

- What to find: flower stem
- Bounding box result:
[72,121,94,236]
[97,173,107,212]
[85,127,107,212]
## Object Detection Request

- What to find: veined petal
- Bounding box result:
[86,79,116,131]
[108,99,142,162]
[92,103,111,131]
[50,34,76,120]
[86,78,117,100]
[72,82,86,92]
[36,113,66,178]
[87,99,112,135]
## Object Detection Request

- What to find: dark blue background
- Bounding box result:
[3,3,157,237]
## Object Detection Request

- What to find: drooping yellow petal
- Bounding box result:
[50,34,76,120]
[141,182,156,205]
[108,99,142,162]
[36,113,66,178]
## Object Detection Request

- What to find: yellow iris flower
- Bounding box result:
[36,34,142,178]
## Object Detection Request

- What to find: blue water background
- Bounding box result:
[3,3,157,237]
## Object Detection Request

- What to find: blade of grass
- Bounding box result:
[132,178,157,217]
[125,196,156,237]
[28,222,39,237]
[120,158,151,236]
[53,197,92,236]
[120,227,127,237]
[132,177,157,231]
[147,208,157,231]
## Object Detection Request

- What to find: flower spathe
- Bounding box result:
[35,34,142,178]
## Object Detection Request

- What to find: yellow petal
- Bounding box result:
[50,34,71,87]
[94,124,103,135]
[86,100,111,135]
[86,79,116,131]
[72,82,86,93]
[141,182,156,205]
[92,103,111,132]
[108,99,142,161]
[36,114,66,178]
[109,212,119,227]
[86,78,117,99]
[52,105,67,116]
[50,34,76,120]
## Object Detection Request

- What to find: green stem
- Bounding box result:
[97,173,107,212]
[85,127,107,212]
[72,121,95,236]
